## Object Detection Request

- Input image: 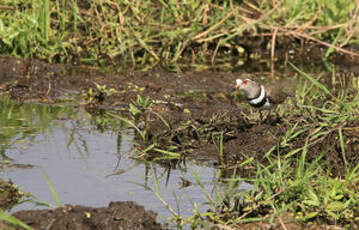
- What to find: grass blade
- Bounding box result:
[338,127,347,170]
[0,210,33,230]
[108,112,146,141]
[289,62,332,97]
[41,168,61,207]
[153,148,180,158]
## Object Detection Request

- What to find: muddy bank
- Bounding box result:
[2,201,162,230]
[1,55,359,174]
[1,55,359,229]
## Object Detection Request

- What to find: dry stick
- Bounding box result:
[173,39,189,62]
[238,5,259,15]
[299,37,305,56]
[308,24,346,36]
[236,14,257,26]
[195,14,255,44]
[131,30,160,60]
[0,5,14,10]
[286,24,345,30]
[197,4,279,43]
[248,26,346,39]
[211,41,221,65]
[197,32,229,43]
[245,21,357,57]
[278,215,288,230]
[297,13,318,33]
[175,8,237,61]
[345,0,359,42]
[197,7,271,43]
[270,27,278,80]
[202,3,209,25]
[192,8,237,41]
[256,27,359,57]
[343,126,359,131]
[287,30,359,57]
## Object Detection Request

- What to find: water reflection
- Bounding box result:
[0,95,252,223]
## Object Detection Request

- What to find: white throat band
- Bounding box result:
[249,85,266,105]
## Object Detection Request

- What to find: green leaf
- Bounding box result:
[304,211,319,219]
[326,201,345,212]
[305,189,320,206]
[303,200,320,207]
[334,194,344,200]
[129,103,141,116]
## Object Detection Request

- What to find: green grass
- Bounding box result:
[148,139,359,229]
[41,168,61,207]
[143,144,359,229]
[0,210,33,230]
[0,0,358,68]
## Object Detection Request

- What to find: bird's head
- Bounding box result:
[235,78,261,99]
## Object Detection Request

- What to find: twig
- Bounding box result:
[211,40,220,65]
[197,4,279,43]
[345,0,359,43]
[270,27,278,80]
[192,8,237,41]
[278,215,288,230]
[280,28,359,57]
[296,13,318,33]
[173,39,189,62]
[308,24,346,36]
[0,5,14,10]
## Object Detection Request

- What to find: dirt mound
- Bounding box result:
[4,201,162,230]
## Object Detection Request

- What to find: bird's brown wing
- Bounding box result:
[265,78,296,104]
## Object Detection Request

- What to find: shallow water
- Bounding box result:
[0,97,252,223]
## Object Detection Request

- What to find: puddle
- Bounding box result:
[0,96,252,223]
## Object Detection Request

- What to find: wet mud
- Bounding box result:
[2,201,161,230]
[1,55,359,229]
[2,55,358,172]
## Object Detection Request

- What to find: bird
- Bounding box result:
[235,78,293,109]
